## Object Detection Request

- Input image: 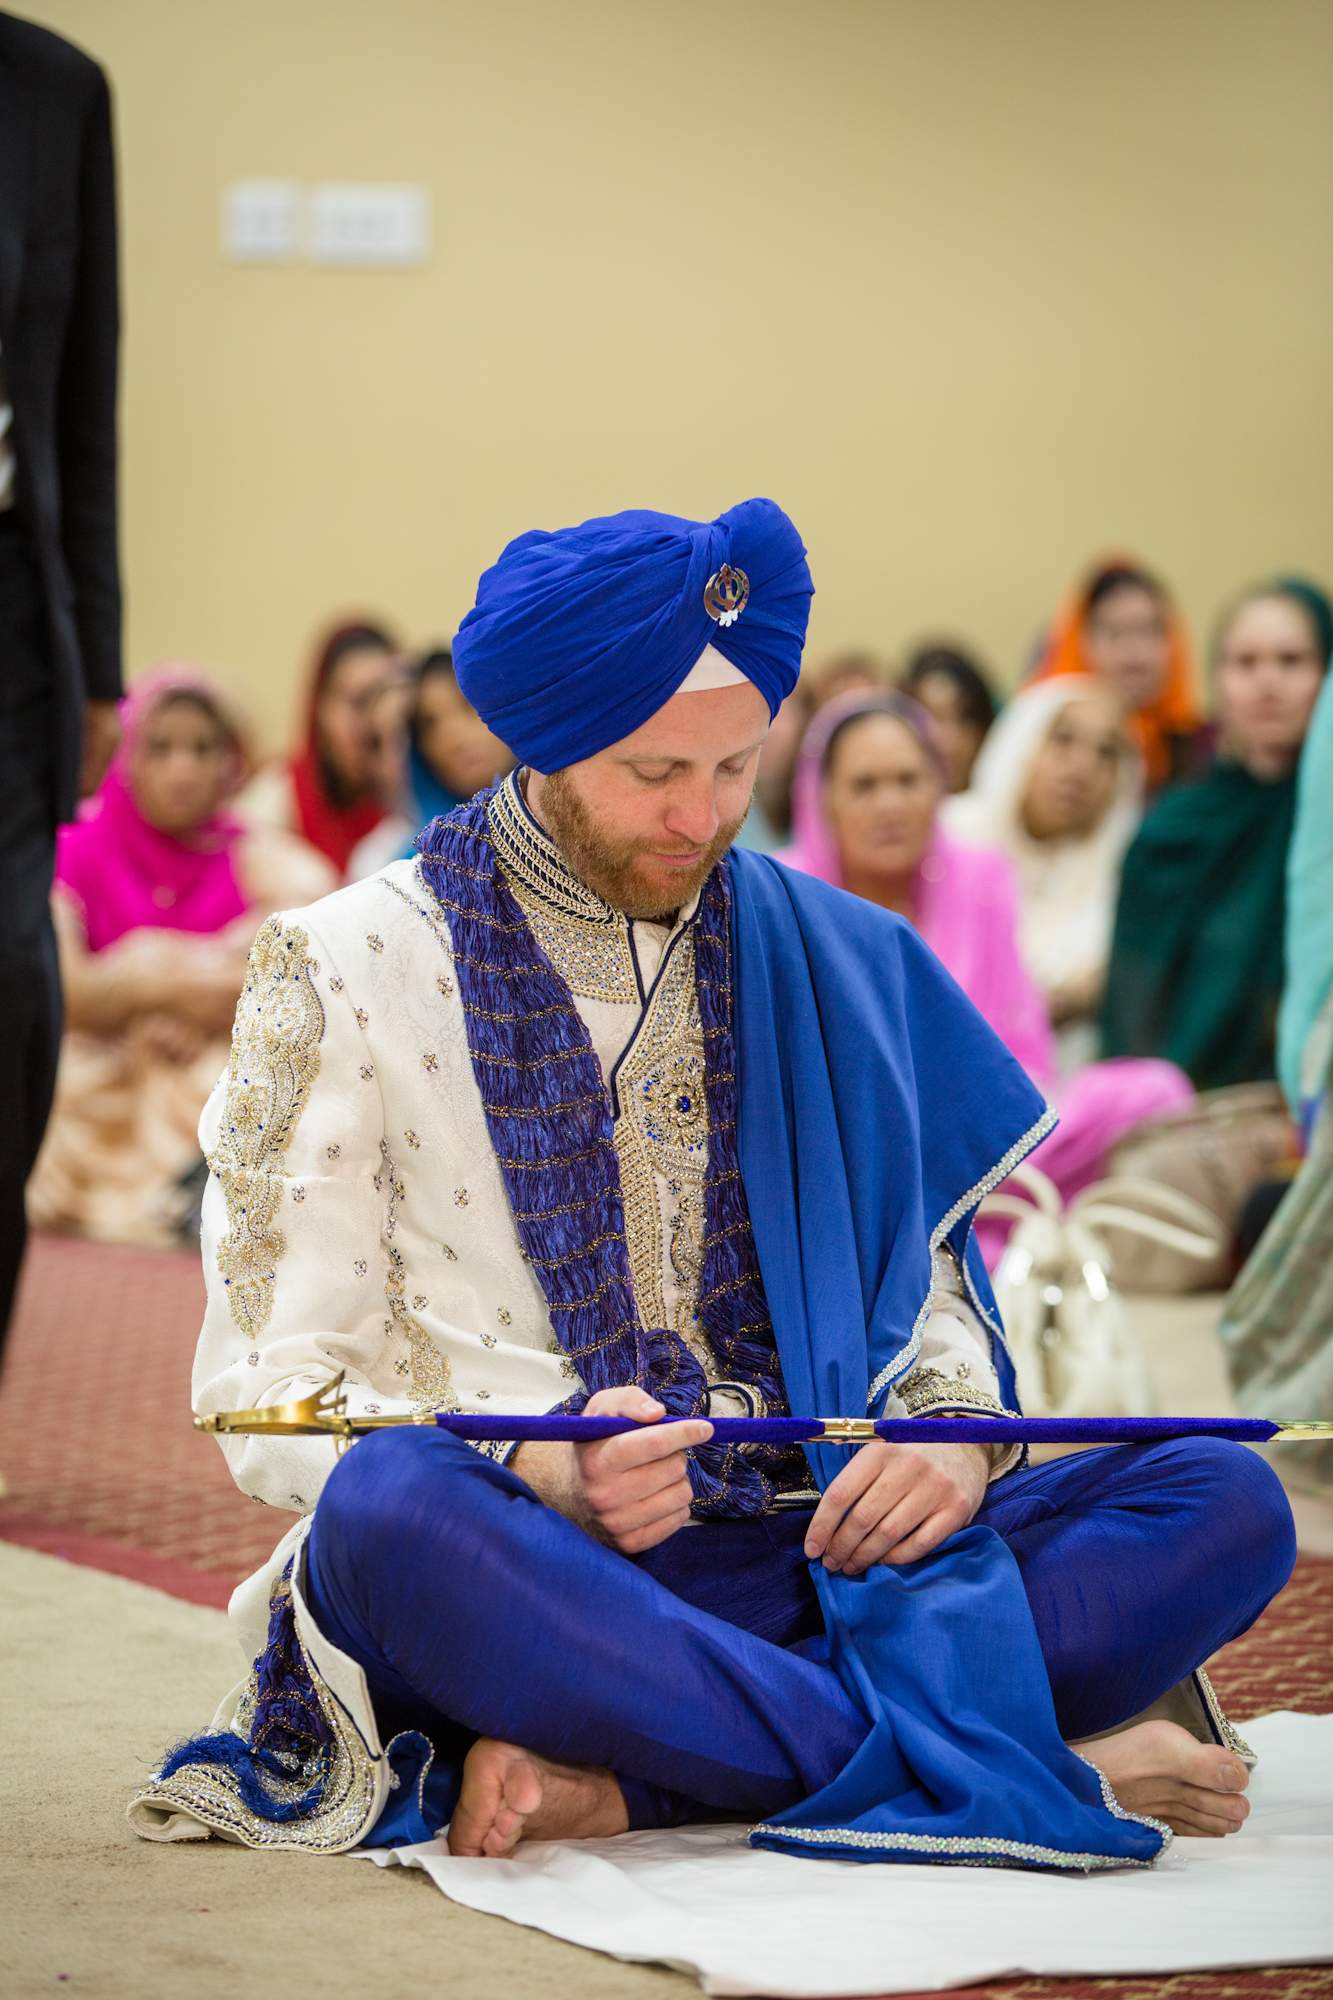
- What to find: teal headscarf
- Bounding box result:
[1276,579,1333,1113]
[1103,575,1331,1091]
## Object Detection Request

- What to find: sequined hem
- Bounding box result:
[753,1819,1164,1869]
[1074,1750,1174,1849]
[759,1749,1170,1868]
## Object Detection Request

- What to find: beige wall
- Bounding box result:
[26,0,1333,750]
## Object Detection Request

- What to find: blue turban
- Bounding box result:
[453,497,813,771]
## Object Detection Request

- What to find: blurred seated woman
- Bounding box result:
[778,691,1191,1232]
[806,648,885,711]
[1102,580,1331,1090]
[27,667,335,1247]
[240,619,403,878]
[900,643,997,793]
[944,678,1140,1070]
[1029,559,1202,795]
[348,645,515,877]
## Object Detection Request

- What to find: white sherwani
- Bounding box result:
[194,778,1009,1648]
[134,777,1013,1851]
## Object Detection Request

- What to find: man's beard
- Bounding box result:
[537,770,750,921]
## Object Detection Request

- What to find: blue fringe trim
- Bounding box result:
[417,794,800,1517]
[155,1561,335,1824]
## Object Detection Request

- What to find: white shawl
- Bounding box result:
[941,677,1142,999]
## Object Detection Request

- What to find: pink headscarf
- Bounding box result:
[55,665,251,954]
[776,689,1058,1086]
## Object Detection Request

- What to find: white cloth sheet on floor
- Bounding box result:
[361,1712,1333,1998]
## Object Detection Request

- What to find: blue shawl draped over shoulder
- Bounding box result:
[728,848,1167,1869]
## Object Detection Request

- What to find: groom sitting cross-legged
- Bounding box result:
[130,500,1293,1868]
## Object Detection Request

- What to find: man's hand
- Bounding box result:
[803,1440,990,1575]
[510,1386,712,1555]
[79,698,121,797]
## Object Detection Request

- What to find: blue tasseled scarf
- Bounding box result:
[417,790,798,1517]
[155,1563,334,1822]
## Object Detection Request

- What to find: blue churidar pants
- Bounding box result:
[303,1429,1293,1833]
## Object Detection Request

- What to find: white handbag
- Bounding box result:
[978,1165,1227,1419]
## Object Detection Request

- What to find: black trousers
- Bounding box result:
[0,517,60,1355]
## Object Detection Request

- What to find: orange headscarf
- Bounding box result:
[1028,556,1201,792]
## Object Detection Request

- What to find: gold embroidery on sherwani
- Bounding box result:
[381,1140,458,1413]
[614,937,711,1362]
[896,1366,1008,1416]
[211,919,324,1337]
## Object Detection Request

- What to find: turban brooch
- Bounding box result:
[453,497,813,771]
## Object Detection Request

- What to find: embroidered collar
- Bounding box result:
[488,770,622,933]
[487,771,701,1005]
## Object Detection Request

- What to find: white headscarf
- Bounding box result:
[941,677,1143,1000]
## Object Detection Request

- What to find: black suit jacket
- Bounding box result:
[0,10,120,819]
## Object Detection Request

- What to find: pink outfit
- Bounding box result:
[54,666,250,953]
[913,833,1058,1085]
[777,690,1192,1250]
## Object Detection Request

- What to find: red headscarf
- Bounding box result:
[290,619,395,873]
[1028,556,1201,792]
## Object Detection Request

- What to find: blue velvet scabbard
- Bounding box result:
[433,1412,1285,1445]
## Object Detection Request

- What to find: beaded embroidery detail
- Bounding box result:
[382,1145,457,1413]
[488,774,639,1004]
[897,1366,1009,1417]
[131,1566,378,1853]
[613,935,710,1361]
[754,1823,1162,1869]
[210,920,324,1339]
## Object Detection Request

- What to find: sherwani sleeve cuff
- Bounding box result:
[890,1249,1022,1481]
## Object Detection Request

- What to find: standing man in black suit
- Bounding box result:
[0,11,122,1350]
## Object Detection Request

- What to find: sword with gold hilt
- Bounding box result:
[194,1372,1333,1451]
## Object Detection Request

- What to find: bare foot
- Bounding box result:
[447,1737,629,1858]
[1078,1718,1251,1837]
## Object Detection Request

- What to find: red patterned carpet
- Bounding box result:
[1,1233,1329,2000]
[0,1232,283,1605]
[949,1979,1333,2000]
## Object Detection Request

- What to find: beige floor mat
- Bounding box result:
[0,1541,691,2000]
